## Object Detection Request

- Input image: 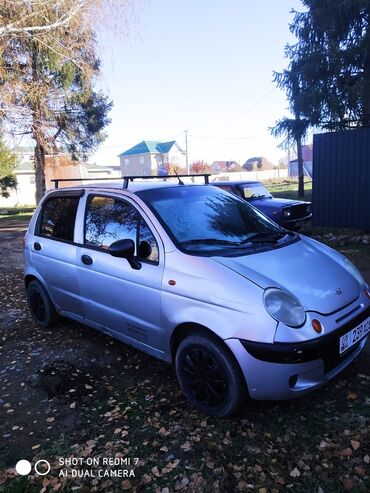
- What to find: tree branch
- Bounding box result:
[0,2,85,37]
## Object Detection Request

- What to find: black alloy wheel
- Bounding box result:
[26,280,57,328]
[181,347,227,407]
[175,334,247,417]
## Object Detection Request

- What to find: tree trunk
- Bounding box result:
[296,137,305,198]
[34,139,46,204]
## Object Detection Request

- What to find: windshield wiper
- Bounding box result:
[179,238,243,246]
[249,194,269,199]
[179,231,296,248]
[241,231,287,244]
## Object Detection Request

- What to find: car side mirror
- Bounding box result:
[108,239,141,270]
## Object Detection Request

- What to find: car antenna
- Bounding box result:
[174,170,185,185]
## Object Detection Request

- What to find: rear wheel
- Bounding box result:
[175,334,247,417]
[26,280,57,328]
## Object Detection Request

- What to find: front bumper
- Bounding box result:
[225,306,370,400]
[282,213,312,228]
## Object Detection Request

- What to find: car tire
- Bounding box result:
[175,333,247,417]
[26,280,57,328]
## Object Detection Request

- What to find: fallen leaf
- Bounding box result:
[340,448,353,457]
[351,440,360,450]
[289,467,301,478]
[121,479,131,490]
[237,480,248,491]
[342,477,353,490]
[347,392,357,400]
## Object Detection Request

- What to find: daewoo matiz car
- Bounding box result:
[24,175,370,417]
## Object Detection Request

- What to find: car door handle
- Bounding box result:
[34,242,41,251]
[81,255,93,265]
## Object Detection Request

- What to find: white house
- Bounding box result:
[118,140,186,176]
[0,154,121,207]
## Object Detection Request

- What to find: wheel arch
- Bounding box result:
[170,322,241,369]
[24,274,38,287]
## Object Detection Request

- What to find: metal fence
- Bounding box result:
[313,129,370,229]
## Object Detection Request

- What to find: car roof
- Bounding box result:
[46,179,208,196]
[212,180,261,186]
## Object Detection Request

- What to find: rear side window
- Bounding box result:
[39,196,79,242]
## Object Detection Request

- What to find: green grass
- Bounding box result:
[0,212,33,222]
[266,179,312,202]
[0,206,35,223]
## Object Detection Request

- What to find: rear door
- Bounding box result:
[76,193,165,356]
[31,191,83,316]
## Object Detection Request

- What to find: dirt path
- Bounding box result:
[0,221,27,271]
[1,220,370,492]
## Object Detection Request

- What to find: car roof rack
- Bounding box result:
[51,174,211,189]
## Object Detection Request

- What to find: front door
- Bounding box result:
[76,193,164,355]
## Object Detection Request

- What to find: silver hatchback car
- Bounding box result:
[24,175,370,417]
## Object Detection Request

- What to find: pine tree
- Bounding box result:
[274,0,370,130]
[0,2,113,202]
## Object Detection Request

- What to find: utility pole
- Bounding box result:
[184,129,189,174]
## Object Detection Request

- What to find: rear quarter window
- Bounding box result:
[38,196,79,242]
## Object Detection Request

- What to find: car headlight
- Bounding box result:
[343,257,366,289]
[263,288,306,327]
[283,209,291,217]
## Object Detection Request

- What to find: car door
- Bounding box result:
[31,191,83,316]
[76,193,165,357]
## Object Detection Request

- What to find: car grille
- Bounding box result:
[288,204,311,220]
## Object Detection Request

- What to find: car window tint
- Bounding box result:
[241,184,271,199]
[217,184,242,197]
[40,196,79,242]
[85,195,159,262]
[139,218,159,262]
[138,186,283,251]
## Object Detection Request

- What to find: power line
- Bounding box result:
[189,133,266,141]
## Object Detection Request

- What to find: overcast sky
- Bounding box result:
[92,0,304,167]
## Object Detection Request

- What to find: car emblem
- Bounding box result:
[334,288,343,295]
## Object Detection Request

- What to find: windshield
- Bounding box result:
[137,186,291,254]
[241,183,272,199]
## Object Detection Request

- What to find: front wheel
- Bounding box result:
[26,280,57,328]
[175,334,247,417]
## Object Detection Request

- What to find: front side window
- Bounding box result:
[84,195,159,262]
[39,195,79,242]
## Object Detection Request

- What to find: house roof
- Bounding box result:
[118,140,176,157]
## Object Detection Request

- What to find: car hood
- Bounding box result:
[212,237,360,314]
[250,197,308,209]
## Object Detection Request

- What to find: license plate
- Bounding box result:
[339,316,370,355]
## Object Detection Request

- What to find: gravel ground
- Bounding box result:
[0,221,370,493]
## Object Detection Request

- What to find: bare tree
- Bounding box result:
[0,0,133,202]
